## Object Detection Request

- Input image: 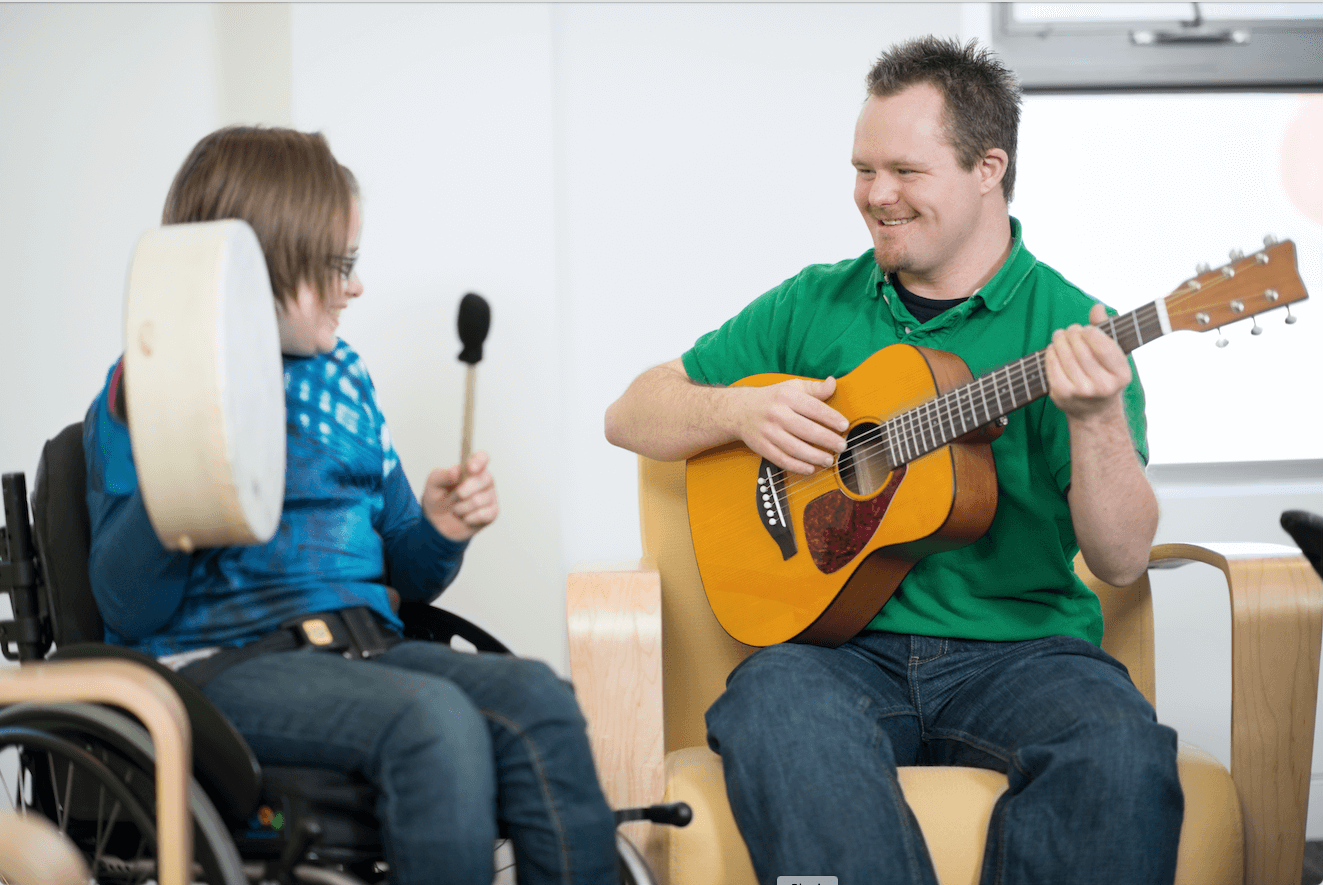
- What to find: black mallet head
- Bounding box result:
[457,292,490,364]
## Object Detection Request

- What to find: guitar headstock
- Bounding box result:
[1163,238,1307,334]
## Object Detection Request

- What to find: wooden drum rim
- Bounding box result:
[122,219,285,552]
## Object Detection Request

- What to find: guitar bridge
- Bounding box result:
[756,459,797,560]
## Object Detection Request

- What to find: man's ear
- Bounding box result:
[978,148,1009,197]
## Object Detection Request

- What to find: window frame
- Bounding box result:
[990,3,1323,92]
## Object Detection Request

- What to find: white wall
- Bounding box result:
[552,0,964,588]
[0,3,223,484]
[3,0,1322,835]
[289,2,566,666]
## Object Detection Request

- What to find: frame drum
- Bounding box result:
[123,220,285,552]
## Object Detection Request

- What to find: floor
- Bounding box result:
[1305,840,1323,885]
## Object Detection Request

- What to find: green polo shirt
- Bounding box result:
[681,218,1147,646]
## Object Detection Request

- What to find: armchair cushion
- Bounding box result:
[658,743,1241,885]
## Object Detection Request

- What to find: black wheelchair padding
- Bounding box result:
[30,421,101,648]
[241,765,383,866]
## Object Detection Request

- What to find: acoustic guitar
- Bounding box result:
[685,239,1309,648]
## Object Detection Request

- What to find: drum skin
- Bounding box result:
[123,219,285,552]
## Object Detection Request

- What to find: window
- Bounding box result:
[992,3,1323,91]
[1012,89,1321,463]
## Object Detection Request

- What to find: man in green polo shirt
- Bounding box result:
[605,36,1181,885]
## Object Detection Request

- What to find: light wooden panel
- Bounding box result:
[567,559,667,876]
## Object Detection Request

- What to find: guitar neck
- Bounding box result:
[877,238,1304,469]
[881,301,1165,467]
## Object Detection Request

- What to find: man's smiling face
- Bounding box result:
[852,82,998,286]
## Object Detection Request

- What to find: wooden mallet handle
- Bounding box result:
[456,293,490,479]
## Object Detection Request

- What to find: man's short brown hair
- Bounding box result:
[162,126,357,306]
[865,36,1022,201]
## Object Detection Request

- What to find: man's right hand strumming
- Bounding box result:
[604,357,848,475]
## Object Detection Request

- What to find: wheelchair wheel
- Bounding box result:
[0,703,247,885]
[489,833,654,885]
[615,832,657,885]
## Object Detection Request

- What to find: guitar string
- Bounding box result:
[712,254,1280,543]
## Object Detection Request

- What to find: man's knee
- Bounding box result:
[1096,717,1181,802]
[706,643,867,755]
[1018,709,1181,808]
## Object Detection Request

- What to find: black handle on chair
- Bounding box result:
[614,802,693,828]
[2,474,36,585]
[1282,509,1323,578]
[1,473,49,662]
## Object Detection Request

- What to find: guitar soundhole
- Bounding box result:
[838,422,891,497]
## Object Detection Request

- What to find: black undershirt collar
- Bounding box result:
[891,274,970,325]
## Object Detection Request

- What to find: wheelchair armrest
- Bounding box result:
[397,601,510,654]
[48,643,263,822]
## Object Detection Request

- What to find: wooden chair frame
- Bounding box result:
[0,659,192,885]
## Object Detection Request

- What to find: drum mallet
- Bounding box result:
[456,292,490,480]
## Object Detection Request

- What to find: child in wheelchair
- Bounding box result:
[82,125,619,885]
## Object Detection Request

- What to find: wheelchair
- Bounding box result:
[0,420,687,884]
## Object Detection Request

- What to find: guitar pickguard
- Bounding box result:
[803,466,907,574]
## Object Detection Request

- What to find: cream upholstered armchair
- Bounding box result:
[567,456,1323,885]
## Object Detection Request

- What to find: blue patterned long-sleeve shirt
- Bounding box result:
[84,340,467,658]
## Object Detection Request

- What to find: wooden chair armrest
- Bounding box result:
[1149,542,1323,885]
[0,660,192,885]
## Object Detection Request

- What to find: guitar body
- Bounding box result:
[686,344,999,648]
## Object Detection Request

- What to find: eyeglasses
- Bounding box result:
[329,253,358,282]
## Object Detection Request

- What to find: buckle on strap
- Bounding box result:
[300,618,338,648]
[281,607,398,660]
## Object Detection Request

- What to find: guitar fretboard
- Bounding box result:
[880,302,1165,468]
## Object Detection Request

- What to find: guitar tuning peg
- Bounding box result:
[1229,248,1244,261]
[1216,328,1229,348]
[1250,316,1263,336]
[1264,234,1279,247]
[1196,262,1211,274]
[1285,304,1298,325]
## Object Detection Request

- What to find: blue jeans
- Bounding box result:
[705,633,1183,885]
[201,641,617,885]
